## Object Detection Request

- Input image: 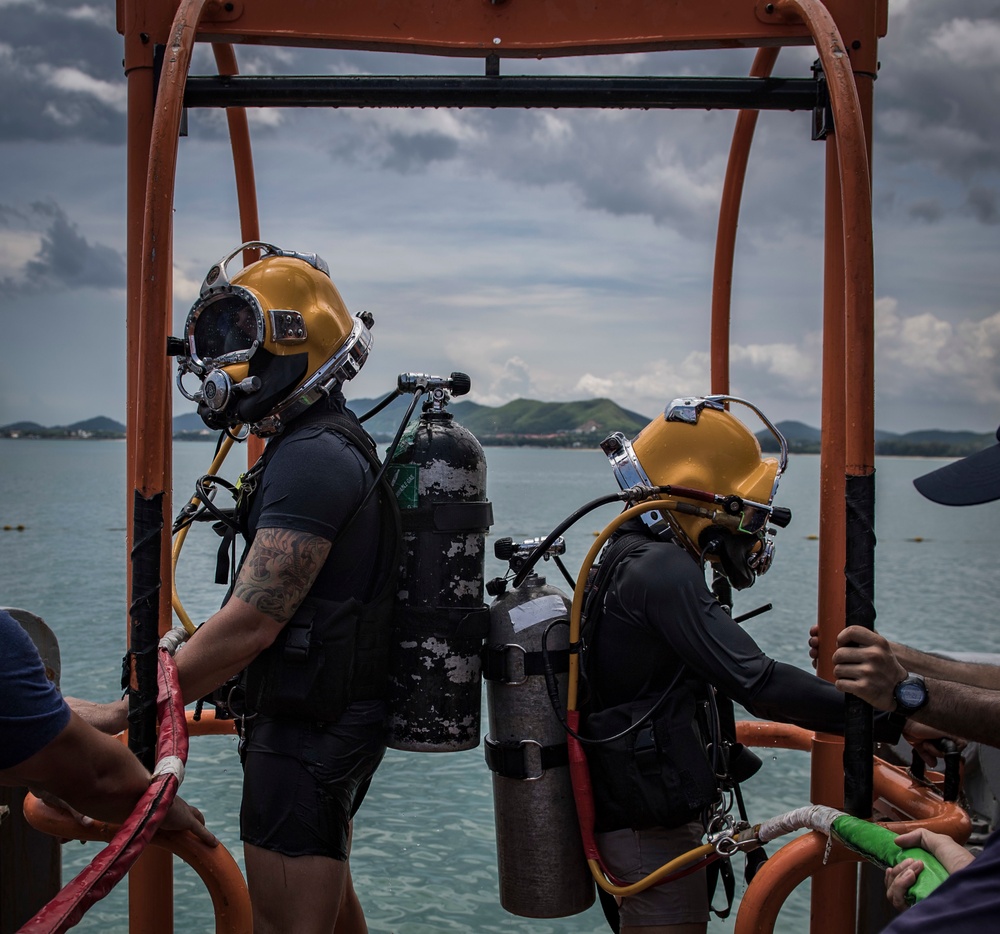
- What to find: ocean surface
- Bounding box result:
[3,438,1000,933]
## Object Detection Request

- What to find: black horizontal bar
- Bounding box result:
[182,75,823,112]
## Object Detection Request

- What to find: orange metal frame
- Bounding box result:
[106,1,967,932]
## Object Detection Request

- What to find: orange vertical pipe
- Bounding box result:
[710,46,779,395]
[809,128,856,933]
[211,42,265,465]
[211,44,261,250]
[129,2,210,930]
[772,4,877,931]
[123,36,174,934]
[774,0,875,475]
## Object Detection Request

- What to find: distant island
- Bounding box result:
[1,402,994,457]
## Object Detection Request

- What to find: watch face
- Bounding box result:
[897,679,927,709]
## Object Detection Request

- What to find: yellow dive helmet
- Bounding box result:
[601,395,791,588]
[175,242,373,436]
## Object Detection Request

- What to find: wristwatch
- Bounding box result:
[893,673,928,714]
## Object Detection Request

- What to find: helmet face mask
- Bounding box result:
[603,395,790,587]
[175,241,373,436]
[186,289,265,371]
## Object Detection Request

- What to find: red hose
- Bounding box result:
[19,646,188,933]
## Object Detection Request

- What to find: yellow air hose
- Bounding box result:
[567,496,745,895]
[171,432,239,634]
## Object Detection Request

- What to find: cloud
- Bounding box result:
[930,17,1000,67]
[908,199,945,224]
[876,296,1000,406]
[965,187,1000,225]
[0,2,125,143]
[876,4,1000,191]
[0,201,124,292]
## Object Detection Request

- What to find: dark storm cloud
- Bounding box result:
[379,130,459,172]
[307,44,826,240]
[0,1,125,143]
[1,201,124,292]
[965,187,1000,226]
[877,1,1000,177]
[908,199,945,224]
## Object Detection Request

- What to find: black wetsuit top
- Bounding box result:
[588,524,902,739]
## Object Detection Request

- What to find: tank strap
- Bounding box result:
[481,644,569,684]
[484,736,569,780]
[395,501,494,532]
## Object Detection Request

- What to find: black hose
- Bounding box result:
[540,619,683,746]
[350,391,423,518]
[511,493,628,589]
[552,554,578,590]
[358,388,402,423]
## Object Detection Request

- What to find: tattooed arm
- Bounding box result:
[173,527,332,704]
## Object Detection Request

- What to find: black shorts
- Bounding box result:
[239,700,387,860]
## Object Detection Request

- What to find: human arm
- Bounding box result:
[630,549,900,739]
[173,526,331,703]
[833,625,1000,747]
[883,828,975,912]
[890,641,1000,691]
[0,711,217,845]
[65,696,129,735]
[812,623,1000,690]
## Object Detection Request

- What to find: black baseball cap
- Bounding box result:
[913,425,1000,506]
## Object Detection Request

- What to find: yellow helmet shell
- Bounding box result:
[604,396,785,552]
[180,242,373,435]
[232,253,355,373]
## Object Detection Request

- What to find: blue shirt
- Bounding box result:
[0,609,71,769]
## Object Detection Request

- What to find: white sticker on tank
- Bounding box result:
[508,594,568,633]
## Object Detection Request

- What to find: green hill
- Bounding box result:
[66,416,126,434]
[347,394,647,446]
[756,422,995,457]
[3,406,995,456]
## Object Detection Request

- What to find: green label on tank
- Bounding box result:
[388,463,419,510]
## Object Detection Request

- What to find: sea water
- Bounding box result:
[2,438,1000,933]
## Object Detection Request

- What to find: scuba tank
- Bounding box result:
[173,371,493,751]
[483,537,595,919]
[384,374,493,752]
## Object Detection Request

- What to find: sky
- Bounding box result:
[1,0,999,434]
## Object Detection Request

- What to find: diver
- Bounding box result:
[171,242,398,934]
[580,395,907,934]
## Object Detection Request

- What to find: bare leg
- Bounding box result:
[333,869,368,934]
[245,843,353,934]
[333,823,367,934]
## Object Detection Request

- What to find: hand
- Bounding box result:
[885,857,923,912]
[32,789,96,840]
[831,626,908,711]
[884,828,974,910]
[66,697,129,735]
[161,795,218,848]
[902,721,967,767]
[808,624,820,669]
